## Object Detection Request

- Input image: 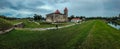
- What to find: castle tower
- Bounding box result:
[64,7,68,22]
[64,7,68,16]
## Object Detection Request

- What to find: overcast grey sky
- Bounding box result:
[0,0,120,18]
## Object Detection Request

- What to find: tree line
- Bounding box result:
[1,13,120,21]
[68,15,86,21]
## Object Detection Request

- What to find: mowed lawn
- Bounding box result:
[0,20,120,49]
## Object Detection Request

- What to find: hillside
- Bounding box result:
[0,20,120,49]
[0,18,13,31]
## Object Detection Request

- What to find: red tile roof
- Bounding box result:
[72,18,80,20]
[55,10,61,14]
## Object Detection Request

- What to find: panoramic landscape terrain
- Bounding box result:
[0,0,120,49]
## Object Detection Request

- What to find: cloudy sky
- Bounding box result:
[0,0,120,18]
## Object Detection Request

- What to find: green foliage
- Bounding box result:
[33,14,43,21]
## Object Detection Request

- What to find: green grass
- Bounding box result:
[9,19,24,25]
[23,21,70,28]
[0,20,120,49]
[0,18,13,30]
[10,19,71,28]
[114,20,120,24]
[78,20,120,49]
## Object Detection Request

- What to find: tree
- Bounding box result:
[68,15,75,21]
[76,16,79,18]
[0,15,6,19]
[33,14,42,21]
[70,15,75,18]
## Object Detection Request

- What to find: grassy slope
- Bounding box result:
[24,21,70,28]
[9,19,56,28]
[0,20,120,49]
[78,20,120,49]
[0,18,13,30]
[10,19,70,28]
[114,20,120,24]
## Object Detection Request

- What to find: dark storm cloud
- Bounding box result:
[0,0,120,17]
[104,0,120,11]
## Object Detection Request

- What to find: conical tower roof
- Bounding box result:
[64,7,68,11]
[55,9,61,14]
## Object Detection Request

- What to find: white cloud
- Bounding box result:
[37,5,54,10]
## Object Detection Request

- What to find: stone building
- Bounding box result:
[71,18,82,23]
[46,7,68,23]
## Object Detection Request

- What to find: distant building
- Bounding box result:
[46,7,68,23]
[71,18,82,23]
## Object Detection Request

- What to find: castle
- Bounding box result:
[46,7,68,23]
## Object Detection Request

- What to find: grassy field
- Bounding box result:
[0,20,120,49]
[23,21,71,28]
[9,19,71,28]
